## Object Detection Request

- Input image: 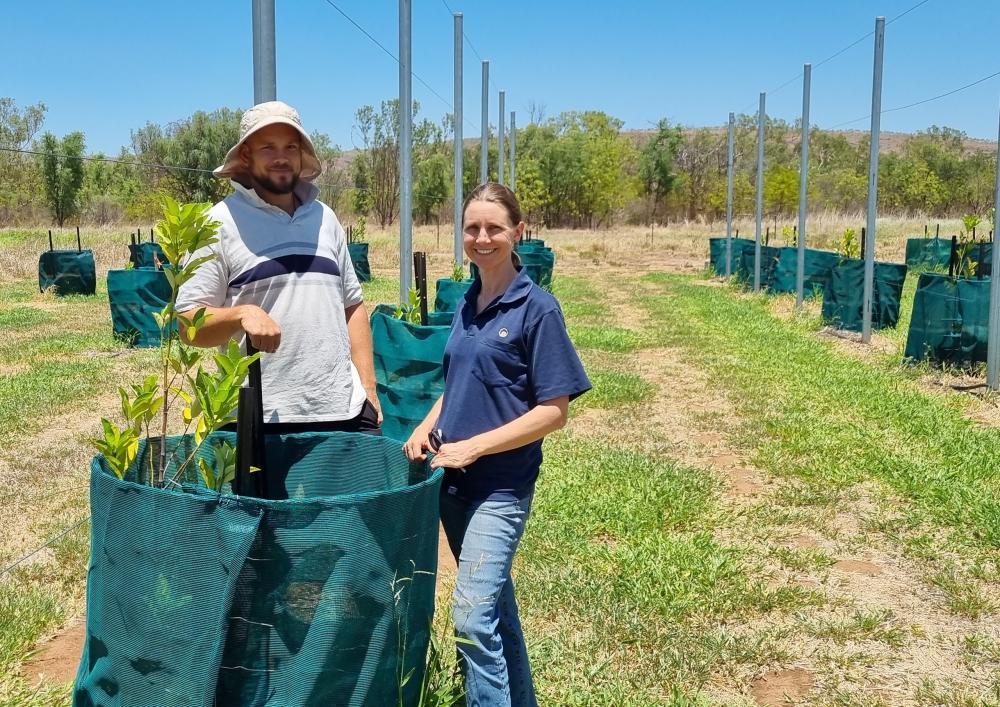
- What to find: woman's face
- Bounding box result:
[463,200,523,271]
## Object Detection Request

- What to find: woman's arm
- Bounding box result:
[403,394,445,461]
[428,396,569,470]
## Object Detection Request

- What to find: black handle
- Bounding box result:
[234,340,267,498]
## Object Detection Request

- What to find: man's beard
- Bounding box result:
[252,169,300,195]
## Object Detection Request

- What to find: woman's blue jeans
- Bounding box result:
[439,488,538,707]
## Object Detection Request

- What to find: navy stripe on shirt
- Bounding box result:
[228,253,341,289]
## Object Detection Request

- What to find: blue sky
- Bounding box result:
[7,0,1000,156]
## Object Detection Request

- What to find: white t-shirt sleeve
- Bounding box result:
[176,240,229,313]
[331,214,363,308]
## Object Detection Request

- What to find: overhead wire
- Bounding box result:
[318,0,481,135]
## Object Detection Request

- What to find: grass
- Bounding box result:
[637,272,1000,551]
[573,369,656,411]
[808,609,908,648]
[520,437,804,701]
[3,225,1000,703]
[568,324,647,353]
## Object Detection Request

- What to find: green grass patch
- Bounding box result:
[575,369,655,411]
[362,275,402,310]
[0,307,52,329]
[569,324,646,353]
[809,609,907,648]
[0,280,37,303]
[0,359,115,446]
[636,273,1000,548]
[0,584,65,677]
[522,437,803,701]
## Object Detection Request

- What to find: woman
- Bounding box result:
[405,183,590,706]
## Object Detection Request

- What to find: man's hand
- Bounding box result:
[365,386,384,424]
[240,305,281,353]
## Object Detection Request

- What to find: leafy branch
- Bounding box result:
[93,198,260,489]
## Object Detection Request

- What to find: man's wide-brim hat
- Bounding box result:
[214,101,322,182]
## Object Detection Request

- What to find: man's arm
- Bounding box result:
[345,301,382,423]
[179,304,282,353]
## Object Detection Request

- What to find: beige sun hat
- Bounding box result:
[214,101,322,182]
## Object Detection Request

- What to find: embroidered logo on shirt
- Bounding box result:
[498,328,509,338]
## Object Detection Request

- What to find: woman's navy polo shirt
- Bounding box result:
[436,268,591,501]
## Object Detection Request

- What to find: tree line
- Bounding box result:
[1,96,996,229]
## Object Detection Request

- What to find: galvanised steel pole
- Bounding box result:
[399,0,413,302]
[252,0,276,103]
[510,111,517,192]
[754,92,766,292]
[453,12,464,267]
[796,64,812,308]
[498,91,506,186]
[987,105,1000,389]
[725,112,735,277]
[862,17,885,343]
[480,60,489,184]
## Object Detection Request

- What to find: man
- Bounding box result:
[177,101,382,434]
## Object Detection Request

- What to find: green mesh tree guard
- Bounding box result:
[903,272,991,363]
[38,250,97,296]
[515,240,546,251]
[738,245,780,287]
[707,237,754,276]
[821,259,907,332]
[107,269,172,347]
[371,305,450,443]
[348,243,371,282]
[128,242,166,270]
[769,247,841,296]
[75,431,442,707]
[434,278,472,312]
[905,237,951,270]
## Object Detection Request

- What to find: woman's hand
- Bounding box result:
[404,428,432,462]
[429,439,484,470]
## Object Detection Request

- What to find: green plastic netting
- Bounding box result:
[708,237,754,277]
[905,237,952,270]
[38,250,97,296]
[128,242,166,270]
[769,247,841,296]
[371,305,450,443]
[821,259,907,332]
[107,269,172,347]
[75,431,442,707]
[738,245,780,287]
[434,278,472,312]
[515,240,546,251]
[903,272,991,363]
[348,243,371,283]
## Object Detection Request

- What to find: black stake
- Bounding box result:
[48,230,53,251]
[924,224,928,237]
[936,223,940,238]
[413,252,428,326]
[949,235,958,278]
[979,241,986,279]
[861,227,866,259]
[76,226,81,252]
[130,232,136,246]
[235,341,267,498]
[150,228,154,243]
